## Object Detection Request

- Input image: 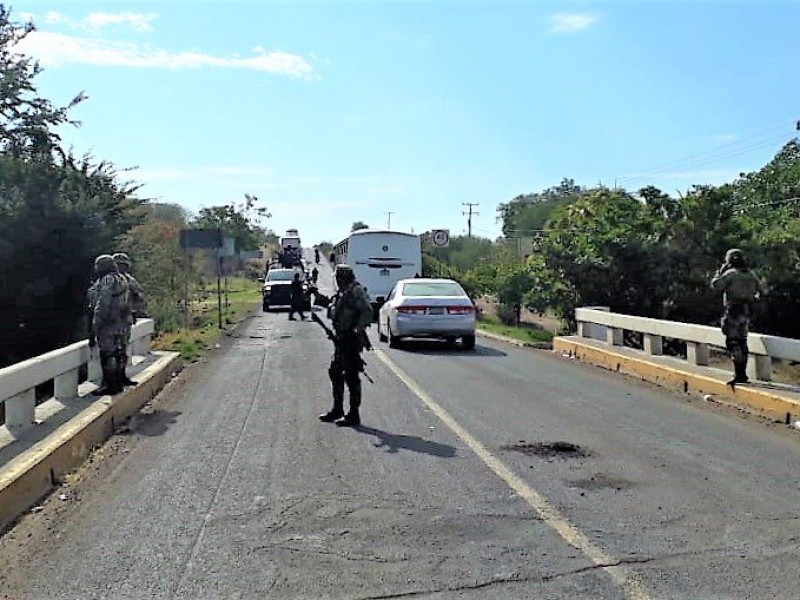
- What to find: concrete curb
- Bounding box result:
[477,328,553,350]
[0,351,182,533]
[553,337,800,421]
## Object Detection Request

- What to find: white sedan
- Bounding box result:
[378,278,476,350]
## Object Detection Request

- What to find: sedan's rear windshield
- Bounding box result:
[402,282,465,297]
[267,271,294,281]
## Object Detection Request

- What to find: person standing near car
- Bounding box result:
[288,272,306,321]
[711,248,764,386]
[319,265,373,427]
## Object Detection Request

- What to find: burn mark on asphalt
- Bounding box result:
[502,441,589,459]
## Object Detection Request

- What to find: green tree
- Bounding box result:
[496,178,584,238]
[0,6,86,159]
[351,221,369,231]
[192,194,270,252]
[0,9,143,366]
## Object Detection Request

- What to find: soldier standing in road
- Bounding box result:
[311,266,319,284]
[113,252,145,386]
[90,255,130,395]
[711,248,765,387]
[319,265,373,427]
[288,272,306,321]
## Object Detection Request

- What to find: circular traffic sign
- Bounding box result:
[433,230,449,247]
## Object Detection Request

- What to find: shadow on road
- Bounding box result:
[355,426,457,458]
[394,339,507,357]
[119,410,181,437]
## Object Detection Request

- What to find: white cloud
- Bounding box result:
[24,10,158,33]
[84,12,158,32]
[18,31,316,78]
[548,12,598,34]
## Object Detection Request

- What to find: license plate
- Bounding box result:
[427,307,444,315]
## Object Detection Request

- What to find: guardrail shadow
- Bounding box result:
[393,340,507,357]
[354,426,457,458]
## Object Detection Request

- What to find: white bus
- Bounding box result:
[332,229,422,312]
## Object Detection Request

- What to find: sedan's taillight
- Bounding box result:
[397,305,428,314]
[447,305,475,315]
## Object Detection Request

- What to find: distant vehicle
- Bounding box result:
[262,268,310,312]
[332,229,421,316]
[377,278,476,350]
[279,230,302,267]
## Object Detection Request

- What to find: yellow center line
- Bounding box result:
[375,348,658,600]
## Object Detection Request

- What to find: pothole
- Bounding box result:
[502,441,589,458]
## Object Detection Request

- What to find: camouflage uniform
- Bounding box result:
[320,265,373,427]
[711,249,764,384]
[91,255,130,394]
[114,253,145,387]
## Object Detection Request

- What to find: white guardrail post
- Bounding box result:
[1,319,154,431]
[572,308,800,383]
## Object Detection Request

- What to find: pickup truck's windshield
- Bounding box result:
[267,271,295,282]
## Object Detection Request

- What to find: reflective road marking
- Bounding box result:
[376,348,658,600]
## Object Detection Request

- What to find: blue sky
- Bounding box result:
[16,1,800,244]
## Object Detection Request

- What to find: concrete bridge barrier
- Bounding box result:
[0,320,155,430]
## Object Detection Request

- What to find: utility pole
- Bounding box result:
[462,202,479,238]
[385,211,395,229]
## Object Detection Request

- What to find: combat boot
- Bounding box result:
[335,410,360,427]
[319,408,344,422]
[728,361,749,387]
[319,396,344,422]
[95,355,121,396]
[118,352,137,387]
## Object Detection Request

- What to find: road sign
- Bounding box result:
[179,229,222,250]
[431,229,450,248]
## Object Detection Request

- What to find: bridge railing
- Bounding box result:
[0,319,155,430]
[574,308,800,382]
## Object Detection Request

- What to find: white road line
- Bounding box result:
[375,348,658,600]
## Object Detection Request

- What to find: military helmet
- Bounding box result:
[334,264,355,284]
[725,248,747,268]
[112,252,130,266]
[94,254,116,273]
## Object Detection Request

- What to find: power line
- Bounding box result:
[462,202,479,238]
[616,121,795,187]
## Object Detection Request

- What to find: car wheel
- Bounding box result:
[378,319,388,343]
[262,301,270,312]
[462,334,476,351]
[388,324,401,349]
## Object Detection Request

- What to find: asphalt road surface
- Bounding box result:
[3,250,800,599]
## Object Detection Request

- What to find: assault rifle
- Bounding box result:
[310,312,374,383]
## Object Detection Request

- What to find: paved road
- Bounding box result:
[2,250,800,599]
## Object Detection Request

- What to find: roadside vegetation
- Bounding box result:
[426,161,800,341]
[0,10,271,367]
[152,277,262,362]
[2,7,799,370]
